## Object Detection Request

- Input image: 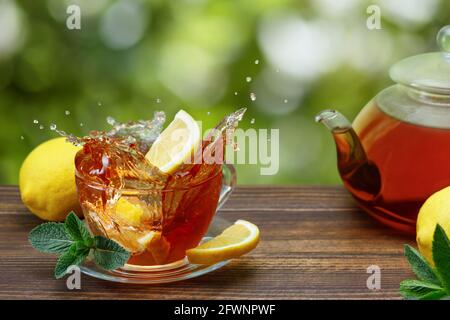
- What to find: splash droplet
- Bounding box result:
[245,76,252,83]
[207,111,211,115]
[106,116,117,126]
[20,136,24,140]
[234,91,238,96]
[80,123,84,127]
[50,123,57,131]
[33,120,39,124]
[156,98,161,104]
[254,59,259,65]
[250,92,256,101]
[98,102,102,106]
[106,116,115,125]
[284,99,288,103]
[250,118,255,124]
[65,110,70,115]
[39,125,44,130]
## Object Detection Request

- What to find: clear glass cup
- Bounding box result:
[75,164,236,267]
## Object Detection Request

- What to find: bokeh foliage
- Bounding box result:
[1,0,449,185]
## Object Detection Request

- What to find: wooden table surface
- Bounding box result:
[0,185,415,300]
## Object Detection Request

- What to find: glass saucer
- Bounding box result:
[80,216,232,284]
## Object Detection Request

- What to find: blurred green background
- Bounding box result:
[1,0,449,185]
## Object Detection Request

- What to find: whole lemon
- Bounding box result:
[416,186,450,265]
[19,137,82,221]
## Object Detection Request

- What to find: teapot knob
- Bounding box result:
[437,25,450,53]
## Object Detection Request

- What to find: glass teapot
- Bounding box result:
[316,26,450,234]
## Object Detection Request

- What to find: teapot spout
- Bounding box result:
[315,109,381,202]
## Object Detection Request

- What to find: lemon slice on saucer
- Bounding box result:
[145,110,200,174]
[186,220,260,265]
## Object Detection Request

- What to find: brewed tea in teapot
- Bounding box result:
[317,26,450,234]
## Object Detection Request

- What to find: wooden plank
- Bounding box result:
[0,185,415,299]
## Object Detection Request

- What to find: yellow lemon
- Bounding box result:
[145,110,200,174]
[114,197,145,226]
[186,220,260,265]
[146,231,171,265]
[19,137,82,221]
[416,186,450,265]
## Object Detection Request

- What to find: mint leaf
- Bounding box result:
[29,215,131,278]
[29,222,74,254]
[419,291,449,300]
[92,236,130,270]
[432,224,450,293]
[404,245,440,285]
[54,245,89,279]
[64,212,93,246]
[72,240,90,255]
[399,279,445,300]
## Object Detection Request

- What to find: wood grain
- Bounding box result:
[0,185,415,300]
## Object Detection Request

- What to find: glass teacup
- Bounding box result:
[75,163,236,268]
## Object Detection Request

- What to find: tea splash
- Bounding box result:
[67,109,245,265]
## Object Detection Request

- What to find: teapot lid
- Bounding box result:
[390,26,450,95]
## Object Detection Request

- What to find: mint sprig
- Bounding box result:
[400,224,450,300]
[28,222,74,254]
[29,212,130,279]
[92,236,131,270]
[64,212,93,246]
[55,246,89,279]
[432,225,450,292]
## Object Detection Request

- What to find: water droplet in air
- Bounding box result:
[39,125,44,130]
[250,92,256,101]
[156,98,161,104]
[98,102,102,106]
[246,76,252,83]
[255,59,259,65]
[50,123,57,131]
[33,120,39,124]
[106,116,116,126]
[65,110,70,115]
[284,99,288,103]
[234,91,238,96]
[20,136,24,140]
[80,123,84,127]
[207,111,211,115]
[250,118,255,124]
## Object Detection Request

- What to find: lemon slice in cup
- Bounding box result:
[186,220,260,265]
[145,110,200,174]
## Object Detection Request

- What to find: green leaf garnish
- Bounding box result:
[404,245,440,285]
[28,222,74,253]
[400,224,450,300]
[93,236,130,270]
[54,245,89,279]
[64,212,93,246]
[432,225,450,292]
[399,279,445,300]
[28,211,130,279]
